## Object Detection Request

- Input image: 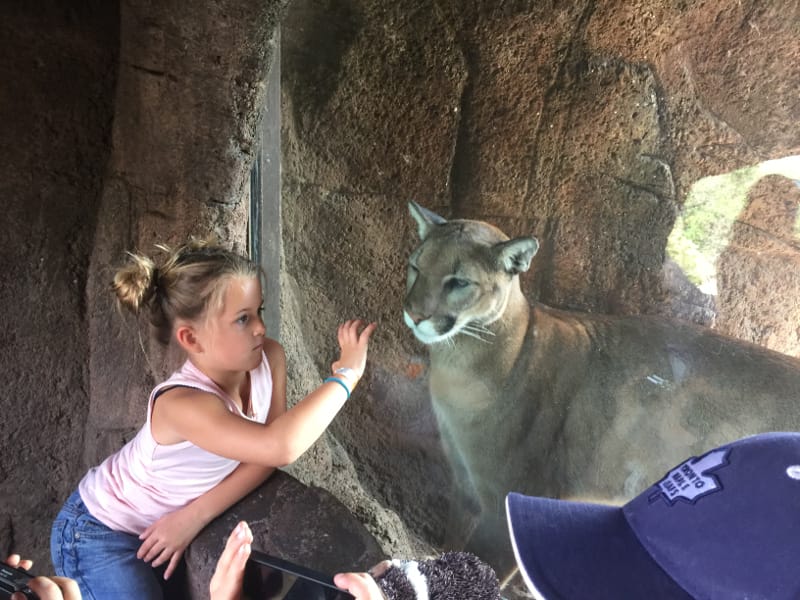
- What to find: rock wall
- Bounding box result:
[717,175,800,355]
[0,1,118,566]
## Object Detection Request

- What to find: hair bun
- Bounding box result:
[112,252,158,314]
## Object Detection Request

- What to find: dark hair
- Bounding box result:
[112,238,262,346]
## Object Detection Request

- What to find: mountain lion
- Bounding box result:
[403,201,800,574]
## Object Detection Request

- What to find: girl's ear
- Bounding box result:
[175,324,203,353]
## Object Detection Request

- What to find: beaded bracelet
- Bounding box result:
[323,376,351,400]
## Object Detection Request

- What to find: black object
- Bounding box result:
[243,551,355,600]
[0,564,38,599]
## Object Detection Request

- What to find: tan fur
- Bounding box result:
[403,202,800,572]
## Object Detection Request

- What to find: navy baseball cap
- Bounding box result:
[506,432,800,600]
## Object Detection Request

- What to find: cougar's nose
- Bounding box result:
[405,309,426,325]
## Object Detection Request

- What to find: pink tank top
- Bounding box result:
[78,352,272,535]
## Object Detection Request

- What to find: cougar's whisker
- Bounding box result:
[459,328,493,344]
[464,323,496,337]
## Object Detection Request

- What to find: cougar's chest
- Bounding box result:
[428,315,529,412]
[429,354,498,414]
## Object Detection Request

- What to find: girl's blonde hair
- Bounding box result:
[112,238,262,346]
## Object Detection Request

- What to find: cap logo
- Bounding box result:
[650,448,730,505]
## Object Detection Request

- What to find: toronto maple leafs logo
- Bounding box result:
[649,448,730,505]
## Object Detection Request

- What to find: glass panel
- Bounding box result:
[279,3,800,598]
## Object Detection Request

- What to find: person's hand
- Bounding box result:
[209,521,252,600]
[333,571,386,600]
[137,504,206,579]
[4,555,81,600]
[331,319,377,383]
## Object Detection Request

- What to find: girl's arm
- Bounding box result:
[138,339,289,578]
[156,319,376,466]
[136,463,270,580]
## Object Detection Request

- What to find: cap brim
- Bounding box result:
[505,493,693,600]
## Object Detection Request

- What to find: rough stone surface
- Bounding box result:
[183,470,385,599]
[717,176,800,356]
[0,1,118,565]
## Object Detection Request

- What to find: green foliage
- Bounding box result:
[667,166,762,292]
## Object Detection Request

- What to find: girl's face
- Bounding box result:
[196,275,266,374]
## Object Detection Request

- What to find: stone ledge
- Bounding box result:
[182,470,386,599]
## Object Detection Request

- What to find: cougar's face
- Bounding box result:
[403,228,512,345]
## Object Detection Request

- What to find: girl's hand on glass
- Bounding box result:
[331,319,377,383]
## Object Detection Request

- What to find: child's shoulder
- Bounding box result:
[262,337,286,368]
[158,384,218,403]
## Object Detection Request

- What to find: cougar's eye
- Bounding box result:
[445,277,470,291]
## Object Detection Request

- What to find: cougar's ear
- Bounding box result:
[409,201,447,240]
[494,237,539,274]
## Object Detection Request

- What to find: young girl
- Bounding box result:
[50,239,376,600]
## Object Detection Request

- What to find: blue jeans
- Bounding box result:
[50,490,164,600]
